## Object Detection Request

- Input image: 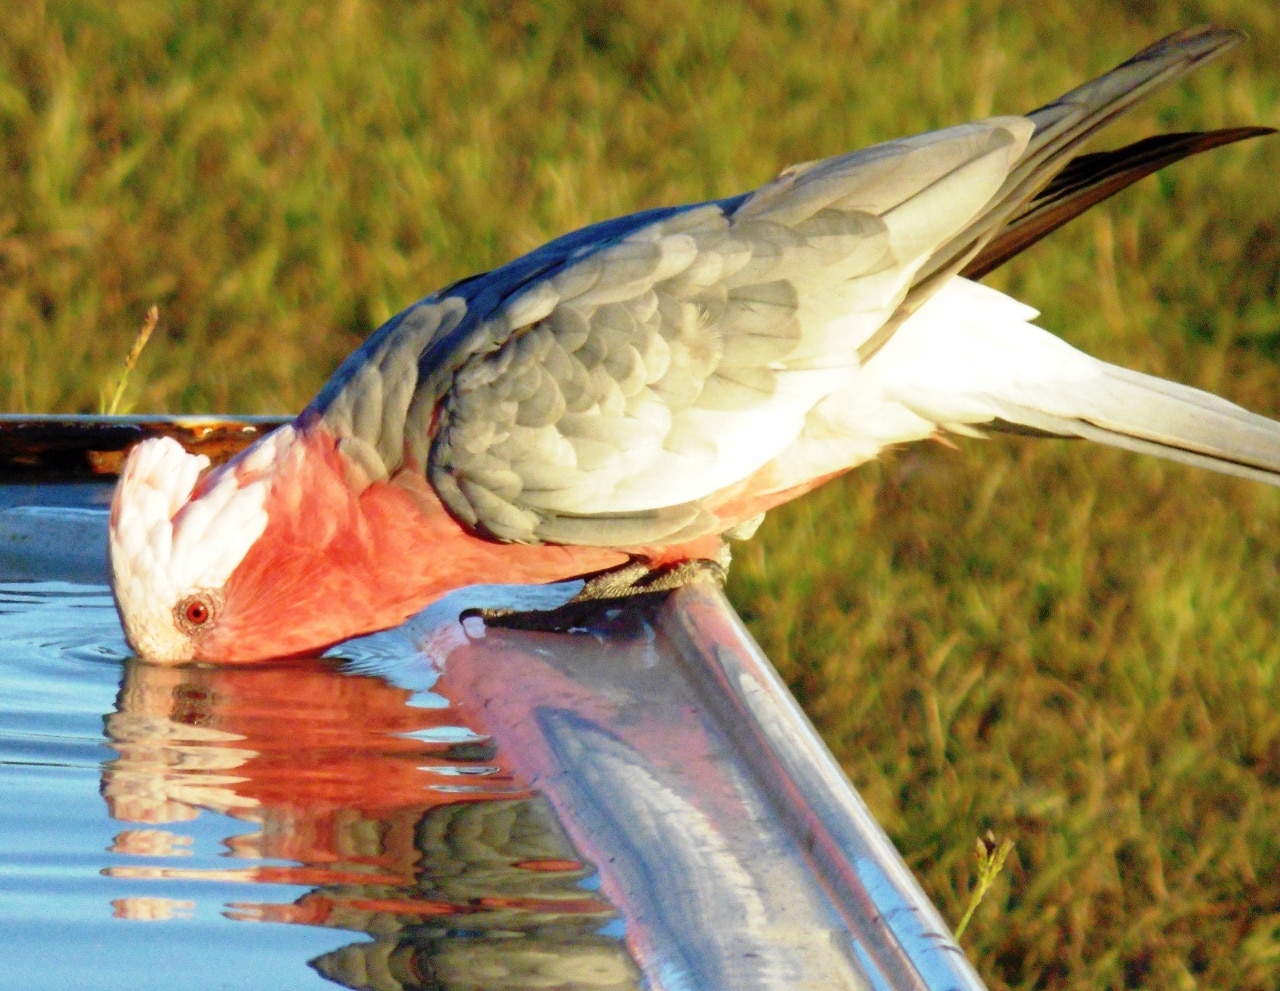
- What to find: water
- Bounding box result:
[0,587,352,990]
[0,482,984,991]
[0,490,637,991]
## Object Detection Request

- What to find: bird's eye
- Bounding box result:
[175,593,218,634]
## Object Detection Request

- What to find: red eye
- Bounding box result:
[175,593,217,633]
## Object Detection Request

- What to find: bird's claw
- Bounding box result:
[460,557,726,634]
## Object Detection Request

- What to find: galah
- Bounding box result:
[110,26,1278,664]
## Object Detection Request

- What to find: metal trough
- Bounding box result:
[0,416,987,991]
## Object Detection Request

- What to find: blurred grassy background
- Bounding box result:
[3,1,1279,987]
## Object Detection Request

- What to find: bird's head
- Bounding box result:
[109,428,296,664]
[110,422,444,664]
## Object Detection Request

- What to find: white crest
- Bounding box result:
[109,432,286,662]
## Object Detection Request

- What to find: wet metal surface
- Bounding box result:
[0,422,985,991]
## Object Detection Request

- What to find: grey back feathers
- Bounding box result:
[424,119,1027,545]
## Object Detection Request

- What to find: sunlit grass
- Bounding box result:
[3,2,1279,987]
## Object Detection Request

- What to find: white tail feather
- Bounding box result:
[844,278,1280,486]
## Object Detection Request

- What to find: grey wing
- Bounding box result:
[426,120,1031,545]
[312,26,1246,547]
[856,24,1244,360]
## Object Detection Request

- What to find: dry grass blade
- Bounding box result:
[954,832,1016,941]
[103,306,158,416]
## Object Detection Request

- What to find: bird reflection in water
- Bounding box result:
[99,655,643,991]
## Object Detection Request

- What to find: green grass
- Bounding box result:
[3,1,1280,987]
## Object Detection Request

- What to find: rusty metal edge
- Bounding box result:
[0,414,291,480]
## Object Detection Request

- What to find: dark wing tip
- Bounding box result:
[961,125,1274,279]
[1125,25,1246,62]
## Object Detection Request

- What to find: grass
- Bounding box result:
[3,1,1280,987]
[956,832,1017,941]
[101,303,156,413]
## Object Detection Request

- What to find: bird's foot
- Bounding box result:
[573,555,728,601]
[464,557,727,633]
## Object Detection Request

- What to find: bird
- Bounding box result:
[109,26,1277,664]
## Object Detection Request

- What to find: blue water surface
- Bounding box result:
[0,577,347,991]
[0,495,626,991]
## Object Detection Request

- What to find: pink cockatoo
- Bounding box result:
[110,27,1277,663]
